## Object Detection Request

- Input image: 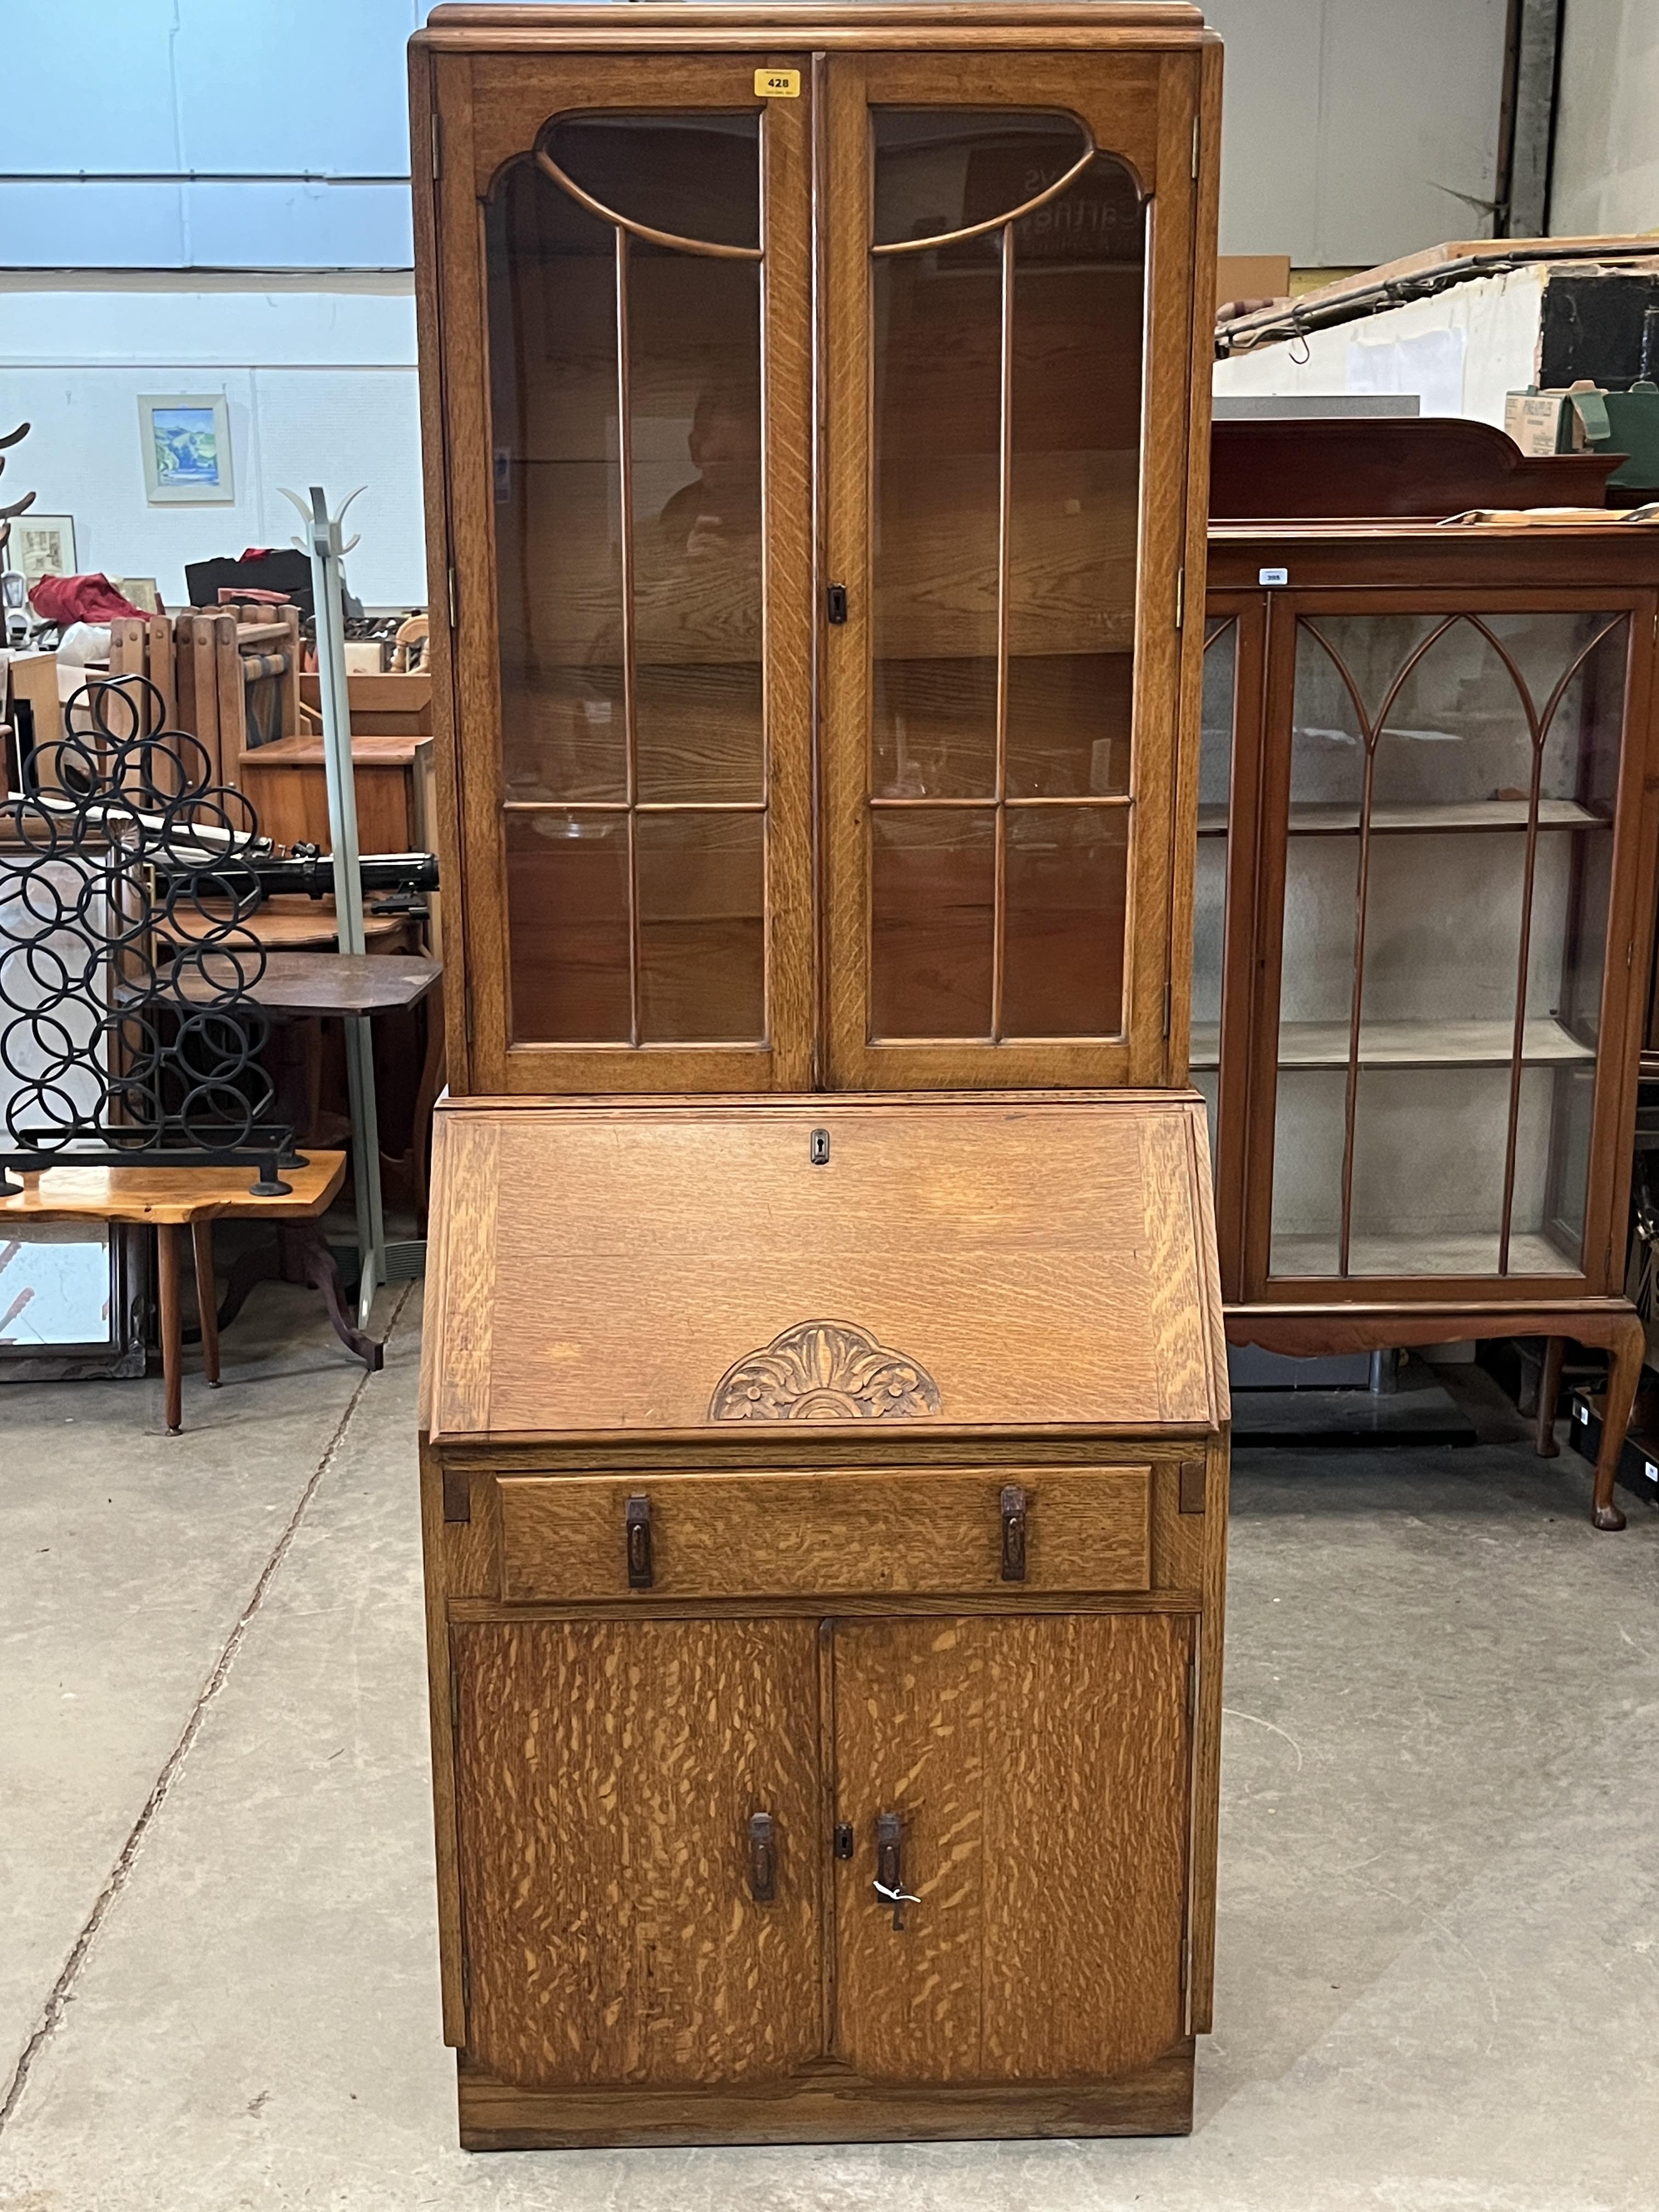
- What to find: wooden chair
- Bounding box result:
[0,1150,377,1432]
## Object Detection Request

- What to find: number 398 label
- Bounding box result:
[755,68,801,97]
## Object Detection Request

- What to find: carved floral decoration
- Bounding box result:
[709,1319,942,1423]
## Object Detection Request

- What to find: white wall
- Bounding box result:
[1213,268,1547,426]
[1,0,421,270]
[2,275,422,608]
[1204,0,1511,267]
[1551,0,1659,236]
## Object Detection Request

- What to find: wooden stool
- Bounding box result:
[0,1152,359,1432]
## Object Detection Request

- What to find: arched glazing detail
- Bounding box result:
[487,114,766,1047]
[864,110,1149,1043]
[1268,608,1628,1282]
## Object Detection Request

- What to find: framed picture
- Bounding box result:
[137,394,234,505]
[11,513,76,584]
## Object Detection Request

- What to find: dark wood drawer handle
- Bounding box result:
[748,1812,776,1902]
[1000,1483,1028,1582]
[625,1494,653,1588]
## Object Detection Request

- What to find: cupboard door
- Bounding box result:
[1251,594,1641,1297]
[822,50,1212,1089]
[433,56,814,1091]
[831,1613,1193,2083]
[452,1618,821,2087]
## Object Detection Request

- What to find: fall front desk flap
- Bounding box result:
[421,1097,1225,1443]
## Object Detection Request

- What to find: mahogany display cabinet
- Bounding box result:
[1199,519,1659,1529]
[410,0,1228,2149]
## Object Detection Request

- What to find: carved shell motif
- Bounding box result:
[709,1319,942,1423]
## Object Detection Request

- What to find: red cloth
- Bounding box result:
[27,573,147,624]
[238,548,275,560]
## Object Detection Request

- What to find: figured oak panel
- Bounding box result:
[453,1618,821,2086]
[496,1466,1153,1601]
[832,1613,1191,2083]
[426,1098,1221,1441]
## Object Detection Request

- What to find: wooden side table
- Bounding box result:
[0,1152,350,1432]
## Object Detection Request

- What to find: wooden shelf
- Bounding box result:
[1197,798,1607,837]
[1267,1228,1582,1279]
[1188,1017,1596,1072]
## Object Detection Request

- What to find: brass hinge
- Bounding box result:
[1162,979,1172,1038]
[447,565,458,631]
[1175,566,1186,630]
[431,115,442,181]
[1191,116,1200,180]
[1606,1235,1615,1278]
[449,1664,461,1734]
[1627,939,1635,969]
[460,1939,472,2013]
[464,978,476,1047]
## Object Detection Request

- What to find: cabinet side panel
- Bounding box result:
[453,1617,822,2087]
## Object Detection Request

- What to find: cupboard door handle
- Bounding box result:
[1000,1483,1028,1582]
[624,1494,653,1588]
[873,1811,919,1929]
[748,1812,777,1902]
[826,582,849,624]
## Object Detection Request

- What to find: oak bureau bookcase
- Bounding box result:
[411,2,1227,2149]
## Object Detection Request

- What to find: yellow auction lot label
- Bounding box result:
[755,67,801,97]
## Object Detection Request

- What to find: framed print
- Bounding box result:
[138,394,234,505]
[12,513,76,583]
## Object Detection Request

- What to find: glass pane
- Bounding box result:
[1288,618,1374,821]
[870,810,995,1037]
[628,254,763,800]
[1536,1063,1596,1271]
[1001,805,1127,1037]
[1006,155,1144,793]
[488,117,768,1053]
[637,811,764,1042]
[871,234,999,795]
[873,659,996,799]
[1347,1066,1511,1276]
[505,812,630,1044]
[1006,654,1132,797]
[1358,830,1525,1051]
[489,165,625,805]
[1269,1068,1346,1277]
[1191,621,1237,1068]
[871,110,1090,249]
[542,114,760,249]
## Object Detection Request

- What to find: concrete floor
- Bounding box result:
[1,1294,1657,2211]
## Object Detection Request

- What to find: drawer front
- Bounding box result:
[496,1466,1153,1602]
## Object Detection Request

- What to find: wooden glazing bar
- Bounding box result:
[1336,730,1376,1280]
[616,225,642,1049]
[504,800,769,815]
[991,219,1015,1045]
[869,794,1136,811]
[535,148,762,261]
[1497,736,1547,1276]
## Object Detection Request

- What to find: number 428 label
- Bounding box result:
[755,68,801,97]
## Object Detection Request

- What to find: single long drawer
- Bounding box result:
[496,1466,1152,1601]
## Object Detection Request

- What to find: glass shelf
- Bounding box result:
[1196,798,1606,837]
[1190,1015,1595,1074]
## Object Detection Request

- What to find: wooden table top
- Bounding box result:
[159,895,414,951]
[167,951,442,1017]
[0,1149,346,1226]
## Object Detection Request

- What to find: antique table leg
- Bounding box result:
[1591,1312,1646,1533]
[1533,1336,1565,1459]
[156,1223,184,1434]
[191,1218,222,1387]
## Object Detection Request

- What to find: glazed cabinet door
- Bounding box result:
[450,1618,822,2088]
[426,54,814,1091]
[831,1613,1194,2081]
[1245,591,1652,1300]
[820,48,1216,1088]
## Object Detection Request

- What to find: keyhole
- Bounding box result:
[810,1128,831,1165]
